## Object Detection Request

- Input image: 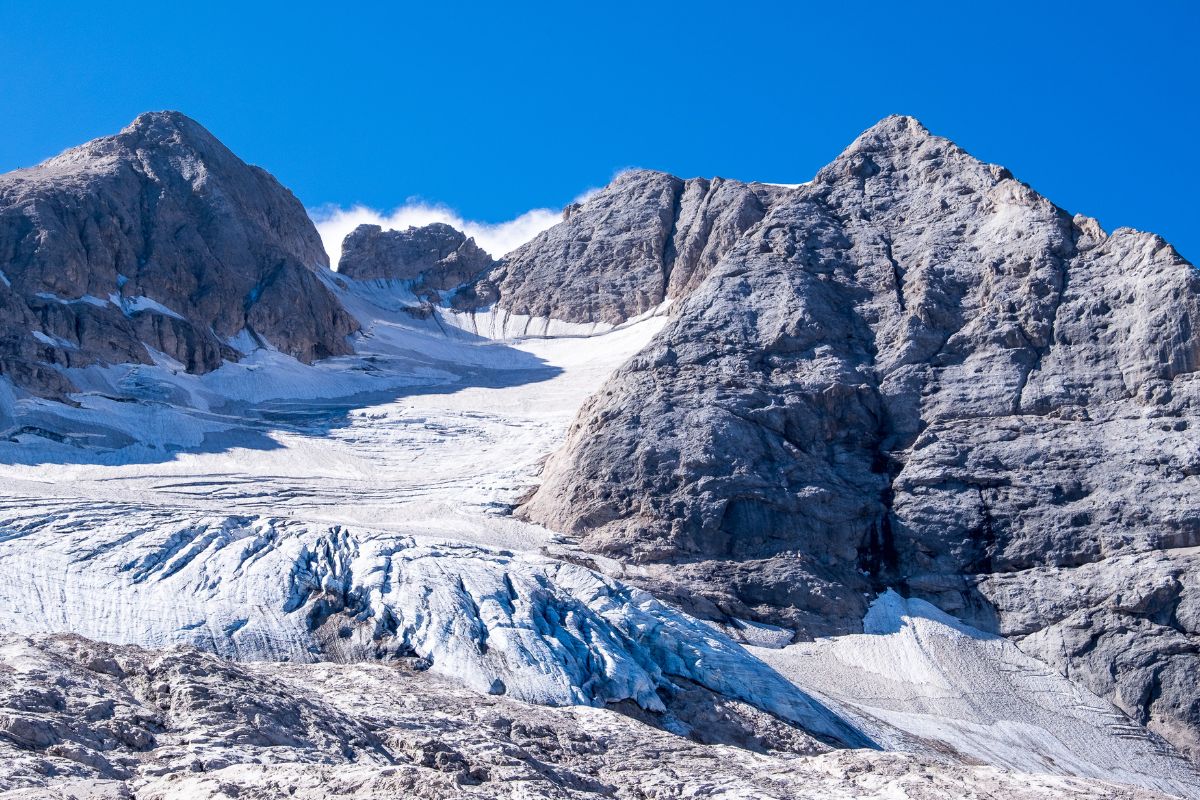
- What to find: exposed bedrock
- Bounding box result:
[488,169,788,325]
[337,222,496,309]
[0,634,1160,799]
[519,115,1200,758]
[0,111,358,400]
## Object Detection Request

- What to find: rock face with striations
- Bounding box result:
[488,170,785,325]
[519,116,1200,758]
[338,222,495,307]
[0,111,358,399]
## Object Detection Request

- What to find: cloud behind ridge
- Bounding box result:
[310,201,564,270]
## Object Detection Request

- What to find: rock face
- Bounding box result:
[489,170,784,325]
[520,116,1200,757]
[338,222,494,306]
[0,111,358,399]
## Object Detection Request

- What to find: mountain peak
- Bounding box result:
[812,114,1013,188]
[0,111,356,397]
[124,109,201,132]
[839,114,941,161]
[337,221,494,300]
[115,109,228,156]
[858,113,932,140]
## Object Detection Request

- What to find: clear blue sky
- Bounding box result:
[1,1,1196,258]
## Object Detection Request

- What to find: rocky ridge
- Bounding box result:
[335,172,784,329]
[485,170,786,325]
[337,222,496,309]
[518,116,1200,758]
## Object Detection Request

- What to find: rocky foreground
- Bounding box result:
[0,634,1176,800]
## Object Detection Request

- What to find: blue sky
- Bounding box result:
[1,1,1196,258]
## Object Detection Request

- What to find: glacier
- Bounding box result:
[1,276,1198,797]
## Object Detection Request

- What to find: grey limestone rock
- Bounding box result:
[0,634,1171,799]
[489,169,785,325]
[519,115,1200,757]
[0,111,358,400]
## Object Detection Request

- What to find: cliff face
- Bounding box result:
[487,170,785,325]
[519,116,1200,756]
[0,111,357,398]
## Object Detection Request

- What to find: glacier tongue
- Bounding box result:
[0,505,866,748]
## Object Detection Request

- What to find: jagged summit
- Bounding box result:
[483,116,1041,330]
[338,221,496,309]
[849,113,933,144]
[124,108,204,131]
[487,169,786,325]
[32,111,273,192]
[115,109,222,152]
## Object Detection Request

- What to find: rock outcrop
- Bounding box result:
[0,111,358,399]
[488,170,785,325]
[520,116,1200,757]
[337,222,495,307]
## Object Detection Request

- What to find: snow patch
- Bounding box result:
[30,330,77,350]
[34,292,110,307]
[439,298,674,342]
[109,293,186,319]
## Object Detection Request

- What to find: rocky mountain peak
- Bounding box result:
[0,111,356,399]
[485,119,1006,330]
[339,222,492,281]
[518,116,1200,758]
[488,168,786,326]
[814,113,1013,193]
[116,109,222,152]
[847,113,932,147]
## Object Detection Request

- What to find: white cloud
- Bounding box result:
[309,200,564,270]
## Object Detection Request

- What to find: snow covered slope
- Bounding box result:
[0,277,667,538]
[754,592,1199,797]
